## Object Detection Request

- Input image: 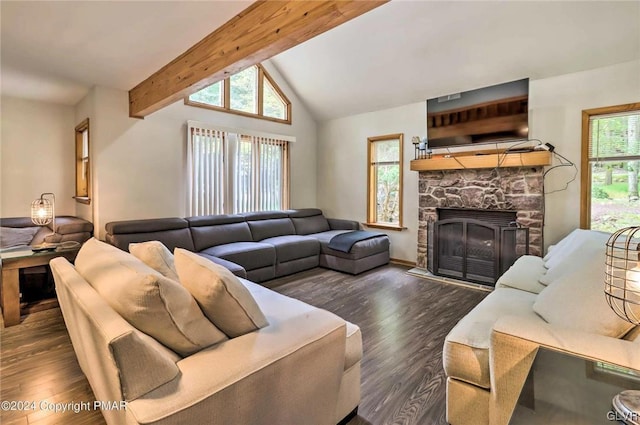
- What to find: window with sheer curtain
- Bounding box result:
[187,121,290,216]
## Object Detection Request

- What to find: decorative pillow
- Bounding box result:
[75,238,227,356]
[0,226,39,249]
[539,237,604,286]
[543,229,611,270]
[496,255,547,294]
[533,258,636,338]
[174,248,269,338]
[129,241,179,281]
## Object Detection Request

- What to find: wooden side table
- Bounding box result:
[1,248,79,327]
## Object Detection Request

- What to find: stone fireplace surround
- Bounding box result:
[417,166,544,270]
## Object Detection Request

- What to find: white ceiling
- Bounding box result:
[0,1,251,105]
[1,1,639,120]
[271,0,640,121]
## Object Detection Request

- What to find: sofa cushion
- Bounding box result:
[538,236,605,286]
[201,242,276,270]
[309,230,389,260]
[496,255,546,294]
[0,226,39,248]
[443,288,539,389]
[197,253,247,278]
[247,218,296,241]
[75,238,227,356]
[543,229,611,270]
[261,235,320,263]
[533,257,636,338]
[174,249,268,338]
[190,221,253,251]
[240,277,362,370]
[105,218,195,252]
[291,215,331,235]
[50,216,94,234]
[129,241,179,281]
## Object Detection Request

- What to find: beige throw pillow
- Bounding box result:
[75,238,227,356]
[129,241,179,281]
[174,248,269,338]
[533,255,635,338]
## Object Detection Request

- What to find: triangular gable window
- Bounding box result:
[186,64,291,124]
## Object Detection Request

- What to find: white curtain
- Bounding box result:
[187,122,289,216]
[186,125,226,216]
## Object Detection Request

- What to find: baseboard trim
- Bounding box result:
[407,267,493,292]
[390,258,416,267]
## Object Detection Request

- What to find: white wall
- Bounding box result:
[83,61,317,238]
[530,59,640,246]
[317,102,423,262]
[317,60,640,262]
[1,96,75,217]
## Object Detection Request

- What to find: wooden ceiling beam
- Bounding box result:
[128,0,388,118]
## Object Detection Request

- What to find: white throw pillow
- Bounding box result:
[0,226,39,249]
[75,238,227,356]
[533,257,635,338]
[174,248,269,338]
[543,229,611,270]
[129,241,179,281]
[496,255,547,294]
[539,237,605,286]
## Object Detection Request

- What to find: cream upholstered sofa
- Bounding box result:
[50,238,362,425]
[444,229,640,425]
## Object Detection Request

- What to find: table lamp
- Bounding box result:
[604,226,640,424]
[30,192,57,251]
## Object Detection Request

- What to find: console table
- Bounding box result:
[510,346,640,424]
[1,247,80,327]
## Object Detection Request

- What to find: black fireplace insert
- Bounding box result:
[429,209,529,286]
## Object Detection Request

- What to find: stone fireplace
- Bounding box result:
[417,167,544,273]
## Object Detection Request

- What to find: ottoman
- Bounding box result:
[308,230,390,274]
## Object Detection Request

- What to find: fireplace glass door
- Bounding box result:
[435,219,499,285]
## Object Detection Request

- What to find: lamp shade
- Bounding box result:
[30,193,55,228]
[604,226,640,325]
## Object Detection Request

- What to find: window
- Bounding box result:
[367,133,404,230]
[186,121,290,216]
[186,64,291,124]
[74,118,90,204]
[581,103,640,231]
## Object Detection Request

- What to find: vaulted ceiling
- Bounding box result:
[2,1,639,121]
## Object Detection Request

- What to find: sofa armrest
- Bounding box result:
[493,315,640,369]
[127,308,347,425]
[328,218,360,231]
[51,256,180,422]
[488,315,640,425]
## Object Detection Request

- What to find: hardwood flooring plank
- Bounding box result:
[0,264,486,425]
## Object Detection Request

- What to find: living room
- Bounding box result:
[1,1,639,425]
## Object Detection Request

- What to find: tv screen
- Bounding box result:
[426,78,529,149]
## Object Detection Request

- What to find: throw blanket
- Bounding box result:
[328,230,381,253]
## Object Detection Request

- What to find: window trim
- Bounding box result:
[366,133,404,231]
[74,118,91,204]
[184,64,292,125]
[580,102,640,228]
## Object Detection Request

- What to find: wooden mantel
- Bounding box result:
[410,149,552,172]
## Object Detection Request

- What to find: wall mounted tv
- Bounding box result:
[426,78,529,149]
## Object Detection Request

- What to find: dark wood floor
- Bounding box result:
[0,264,487,425]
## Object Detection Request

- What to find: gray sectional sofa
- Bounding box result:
[105,209,390,282]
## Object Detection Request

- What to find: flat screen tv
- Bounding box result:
[426,78,529,149]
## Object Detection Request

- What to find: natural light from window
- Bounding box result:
[185,64,291,124]
[584,107,639,232]
[367,134,403,229]
[230,66,257,114]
